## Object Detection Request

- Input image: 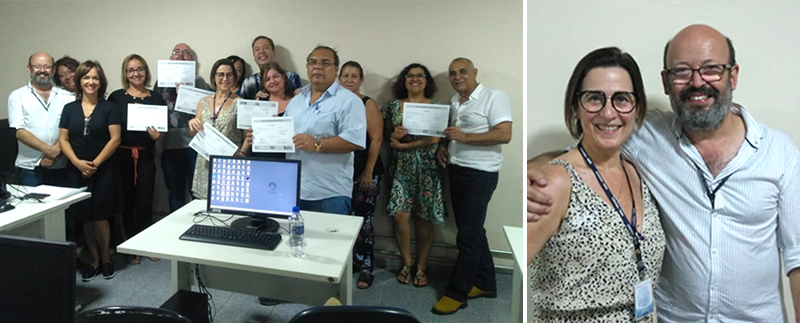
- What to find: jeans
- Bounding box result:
[445,164,499,302]
[18,167,68,187]
[300,196,351,215]
[161,148,197,213]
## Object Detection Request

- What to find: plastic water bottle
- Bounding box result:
[289,206,305,257]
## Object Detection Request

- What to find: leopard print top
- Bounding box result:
[529,159,665,322]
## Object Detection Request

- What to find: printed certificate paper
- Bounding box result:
[401,103,450,137]
[189,122,239,160]
[127,104,168,132]
[174,86,213,115]
[157,60,196,88]
[236,99,279,129]
[252,117,295,153]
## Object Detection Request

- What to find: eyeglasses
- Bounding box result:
[83,117,91,136]
[307,60,334,68]
[405,73,426,79]
[126,67,146,75]
[576,91,637,114]
[30,65,53,72]
[171,49,193,58]
[215,72,235,79]
[664,64,731,85]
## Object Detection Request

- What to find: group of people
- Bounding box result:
[527,24,800,322]
[7,35,513,315]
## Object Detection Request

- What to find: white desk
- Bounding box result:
[118,200,363,305]
[504,226,523,323]
[0,185,90,241]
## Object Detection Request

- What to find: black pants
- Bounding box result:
[116,149,156,240]
[445,165,498,302]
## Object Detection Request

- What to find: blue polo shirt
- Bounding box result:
[284,81,366,200]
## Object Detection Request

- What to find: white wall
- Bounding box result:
[0,0,523,264]
[528,0,799,321]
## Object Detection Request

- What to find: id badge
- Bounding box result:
[634,278,655,320]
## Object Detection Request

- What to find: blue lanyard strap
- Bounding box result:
[577,142,646,277]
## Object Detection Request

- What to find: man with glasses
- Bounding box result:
[283,46,365,215]
[527,24,800,322]
[7,52,74,186]
[153,43,212,213]
[432,57,512,315]
[240,35,303,100]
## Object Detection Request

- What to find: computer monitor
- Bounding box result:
[207,155,300,233]
[0,119,17,213]
[0,234,76,323]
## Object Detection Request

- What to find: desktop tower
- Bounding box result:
[160,289,209,323]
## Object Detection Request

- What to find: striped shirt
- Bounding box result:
[623,105,800,322]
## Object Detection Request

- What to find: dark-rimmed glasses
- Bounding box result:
[576,91,637,114]
[664,64,731,85]
[83,117,91,136]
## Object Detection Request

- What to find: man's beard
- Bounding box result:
[670,82,732,132]
[30,71,52,87]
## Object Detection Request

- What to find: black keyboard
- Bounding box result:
[179,224,282,251]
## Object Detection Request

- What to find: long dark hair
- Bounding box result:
[261,62,294,99]
[74,60,108,101]
[391,63,437,100]
[226,55,246,89]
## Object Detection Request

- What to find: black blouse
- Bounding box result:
[107,89,167,151]
[59,100,121,160]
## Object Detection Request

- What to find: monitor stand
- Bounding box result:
[230,216,279,233]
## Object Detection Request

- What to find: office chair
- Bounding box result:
[288,305,420,323]
[75,306,193,323]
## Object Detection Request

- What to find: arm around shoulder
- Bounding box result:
[527,163,571,264]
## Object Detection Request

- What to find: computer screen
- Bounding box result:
[0,119,17,204]
[207,155,300,219]
[0,234,76,323]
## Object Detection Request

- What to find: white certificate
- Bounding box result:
[252,117,295,153]
[157,60,196,88]
[174,85,213,115]
[189,122,240,161]
[127,104,168,132]
[402,103,450,137]
[236,99,279,129]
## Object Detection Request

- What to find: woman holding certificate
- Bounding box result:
[338,61,384,289]
[188,59,244,198]
[241,62,295,159]
[108,54,166,265]
[382,63,443,287]
[528,47,664,322]
[59,61,121,281]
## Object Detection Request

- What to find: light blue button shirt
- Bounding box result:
[284,81,366,200]
[623,105,800,323]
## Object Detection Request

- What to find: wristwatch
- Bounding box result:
[314,139,323,152]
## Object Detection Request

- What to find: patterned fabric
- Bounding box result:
[350,174,382,273]
[191,97,243,198]
[529,159,665,323]
[381,100,444,223]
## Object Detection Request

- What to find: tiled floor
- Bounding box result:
[75,254,513,323]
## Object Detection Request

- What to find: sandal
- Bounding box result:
[413,269,428,288]
[357,271,374,289]
[126,255,141,265]
[397,265,411,284]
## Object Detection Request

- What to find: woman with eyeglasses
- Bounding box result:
[107,54,166,265]
[337,60,383,289]
[528,47,665,322]
[382,63,443,288]
[240,62,294,160]
[187,58,244,198]
[54,55,79,94]
[59,60,121,282]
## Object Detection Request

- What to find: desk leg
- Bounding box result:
[173,261,193,293]
[511,265,522,323]
[340,249,353,305]
[41,209,66,241]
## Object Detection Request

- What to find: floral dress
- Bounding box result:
[191,97,243,198]
[381,100,444,223]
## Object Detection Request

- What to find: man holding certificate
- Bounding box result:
[433,57,512,315]
[240,35,303,100]
[153,43,212,213]
[284,46,366,215]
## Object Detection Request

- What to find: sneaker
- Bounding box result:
[81,265,99,282]
[101,262,115,279]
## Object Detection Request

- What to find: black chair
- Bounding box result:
[288,306,420,323]
[75,306,193,323]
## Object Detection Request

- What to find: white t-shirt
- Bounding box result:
[448,84,513,172]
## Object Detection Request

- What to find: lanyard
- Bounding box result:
[693,163,732,209]
[30,87,52,112]
[211,93,230,123]
[577,142,647,278]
